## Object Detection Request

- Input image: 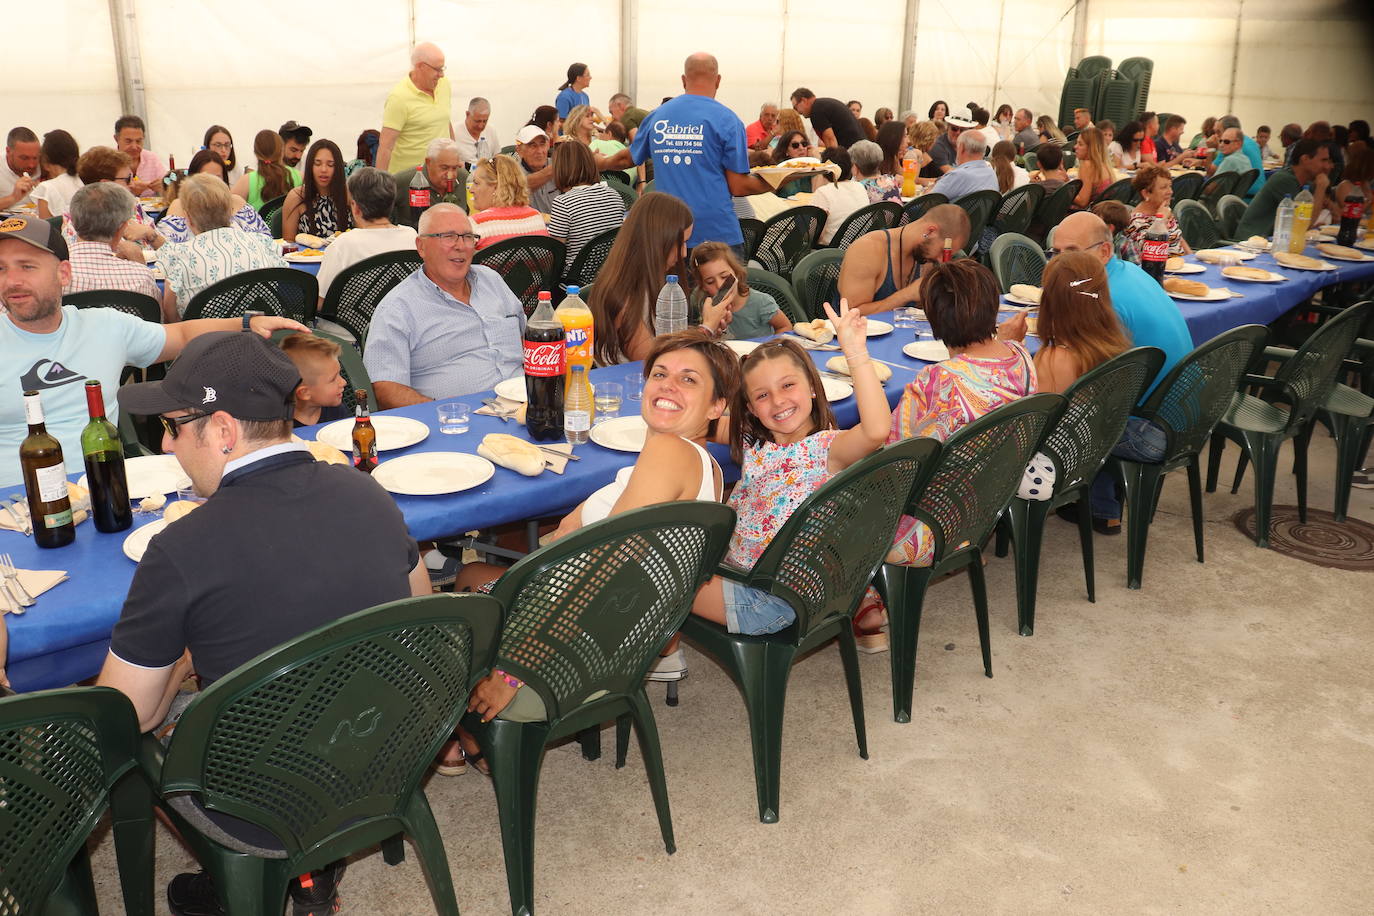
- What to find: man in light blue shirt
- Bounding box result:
[1212,127,1252,184]
[931,130,999,203]
[1206,116,1263,197]
[364,204,525,407]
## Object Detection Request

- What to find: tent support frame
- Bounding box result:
[107,0,148,138]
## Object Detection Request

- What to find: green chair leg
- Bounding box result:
[577,725,601,761]
[875,563,932,723]
[614,714,632,768]
[1117,459,1165,589]
[45,847,100,916]
[1294,423,1311,523]
[623,689,676,853]
[834,624,869,759]
[109,767,156,916]
[727,639,799,823]
[381,834,406,866]
[401,791,462,916]
[1003,497,1050,636]
[482,718,552,916]
[966,552,993,678]
[1330,414,1371,522]
[1206,431,1227,493]
[1246,435,1281,549]
[1074,494,1096,602]
[1186,459,1206,563]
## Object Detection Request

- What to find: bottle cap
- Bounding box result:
[538,290,552,300]
[666,274,677,283]
[566,285,580,296]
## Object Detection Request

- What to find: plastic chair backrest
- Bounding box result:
[1266,301,1374,433]
[754,205,827,274]
[1217,194,1247,239]
[1038,347,1166,494]
[1034,180,1083,238]
[828,201,902,249]
[1171,171,1204,202]
[1093,178,1134,205]
[908,393,1065,564]
[182,266,319,324]
[743,438,941,642]
[1023,151,1039,172]
[64,289,161,323]
[1198,172,1237,214]
[1234,168,1260,197]
[488,502,734,723]
[739,218,765,261]
[1077,55,1113,82]
[992,184,1045,237]
[603,170,630,186]
[791,247,846,320]
[159,594,500,857]
[900,192,948,226]
[257,194,288,233]
[1175,199,1222,250]
[745,268,806,324]
[472,235,566,317]
[317,249,422,348]
[607,179,638,211]
[954,189,1002,251]
[1136,324,1269,463]
[0,687,143,913]
[563,226,619,288]
[270,327,376,412]
[988,232,1048,293]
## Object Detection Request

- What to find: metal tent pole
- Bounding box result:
[899,0,921,116]
[621,0,638,104]
[107,0,148,134]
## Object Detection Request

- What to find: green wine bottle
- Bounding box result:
[81,380,132,533]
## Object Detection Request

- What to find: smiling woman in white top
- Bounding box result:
[32,129,83,219]
[813,146,872,245]
[315,167,419,308]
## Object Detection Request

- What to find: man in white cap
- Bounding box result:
[929,115,976,175]
[513,125,556,213]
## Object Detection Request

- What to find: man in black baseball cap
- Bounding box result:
[101,329,427,916]
[278,120,313,169]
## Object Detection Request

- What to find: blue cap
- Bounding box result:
[666,274,678,283]
[566,285,580,296]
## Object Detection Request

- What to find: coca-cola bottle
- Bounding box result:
[408,166,432,225]
[1140,215,1169,284]
[524,291,566,441]
[1337,189,1366,247]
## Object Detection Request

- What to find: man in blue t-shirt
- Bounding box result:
[605,53,801,252]
[0,215,306,488]
[1052,212,1195,532]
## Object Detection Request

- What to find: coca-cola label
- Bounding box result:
[1142,239,1169,262]
[524,340,565,377]
[409,187,431,208]
[1343,199,1364,219]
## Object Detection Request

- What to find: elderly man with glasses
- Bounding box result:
[363,203,525,408]
[376,42,455,173]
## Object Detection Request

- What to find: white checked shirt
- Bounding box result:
[64,240,161,301]
[158,226,288,313]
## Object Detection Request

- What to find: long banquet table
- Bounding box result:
[5,236,1373,691]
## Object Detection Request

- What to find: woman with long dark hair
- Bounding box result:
[280,138,352,241]
[203,125,240,183]
[529,105,561,142]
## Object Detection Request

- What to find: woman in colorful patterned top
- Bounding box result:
[886,259,1037,567]
[687,300,891,641]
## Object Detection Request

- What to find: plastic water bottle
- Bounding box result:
[1290,188,1314,253]
[564,364,592,445]
[654,275,688,336]
[1271,195,1294,254]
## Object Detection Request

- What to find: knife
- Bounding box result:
[531,443,581,461]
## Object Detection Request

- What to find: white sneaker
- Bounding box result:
[645,647,688,682]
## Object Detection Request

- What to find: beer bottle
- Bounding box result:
[19,390,76,548]
[351,390,378,473]
[80,381,132,533]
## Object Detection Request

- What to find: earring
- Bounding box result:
[221,446,232,455]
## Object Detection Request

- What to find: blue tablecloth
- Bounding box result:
[6,236,1372,691]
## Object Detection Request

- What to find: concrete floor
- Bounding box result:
[86,439,1374,915]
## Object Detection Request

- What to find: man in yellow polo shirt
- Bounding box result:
[377,42,455,173]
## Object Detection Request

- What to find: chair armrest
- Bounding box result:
[1354,338,1374,355]
[1263,346,1297,362]
[715,563,751,585]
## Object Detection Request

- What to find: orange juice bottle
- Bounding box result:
[555,286,594,383]
[901,159,917,198]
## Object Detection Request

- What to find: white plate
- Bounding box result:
[1221,267,1287,283]
[1165,262,1206,275]
[1317,249,1374,263]
[1220,248,1257,260]
[122,519,168,563]
[493,377,529,402]
[820,376,853,401]
[903,340,951,362]
[80,454,189,500]
[284,251,326,263]
[725,340,760,356]
[825,318,894,337]
[1272,256,1338,272]
[1004,292,1040,307]
[589,415,649,452]
[372,452,495,496]
[1168,287,1232,302]
[315,415,429,452]
[1236,240,1272,252]
[1356,238,1374,251]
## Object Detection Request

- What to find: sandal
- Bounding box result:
[461,744,490,777]
[853,589,889,655]
[433,738,466,776]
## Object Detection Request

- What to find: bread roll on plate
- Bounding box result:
[1008,284,1042,304]
[1317,242,1364,259]
[164,500,200,523]
[1273,251,1327,270]
[478,433,546,476]
[826,356,892,382]
[295,232,329,249]
[792,319,835,344]
[1221,265,1275,281]
[1162,277,1210,297]
[1165,256,1185,271]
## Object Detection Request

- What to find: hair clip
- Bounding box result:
[1075,290,1100,298]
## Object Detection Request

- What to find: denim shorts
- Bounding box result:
[721,579,796,635]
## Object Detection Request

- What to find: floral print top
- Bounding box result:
[726,428,841,569]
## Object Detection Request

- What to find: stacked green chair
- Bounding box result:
[954,188,1002,255]
[900,192,948,225]
[258,194,288,237]
[988,232,1048,293]
[0,687,154,916]
[465,502,733,915]
[1117,57,1155,122]
[562,226,619,290]
[994,348,1165,635]
[1171,171,1204,202]
[1207,301,1373,547]
[472,236,566,317]
[1197,172,1238,216]
[1092,178,1134,206]
[682,439,941,822]
[753,205,826,274]
[1106,325,1268,587]
[875,394,1065,723]
[1175,199,1224,249]
[1029,179,1082,244]
[65,288,161,323]
[827,201,902,249]
[746,268,806,324]
[143,594,500,916]
[316,249,422,350]
[182,267,319,324]
[991,184,1045,238]
[269,327,375,412]
[791,248,845,320]
[1217,194,1248,240]
[739,217,765,262]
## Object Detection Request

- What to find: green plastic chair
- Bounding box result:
[993,348,1165,635]
[257,194,288,237]
[606,178,638,211]
[1091,178,1134,206]
[1216,194,1248,240]
[954,188,1002,254]
[182,267,319,325]
[739,217,765,261]
[988,232,1048,293]
[64,288,162,323]
[1105,325,1269,587]
[269,327,375,412]
[745,268,806,324]
[0,687,154,916]
[1233,167,1260,199]
[791,247,845,320]
[1029,179,1082,244]
[317,249,422,350]
[1171,171,1204,202]
[472,235,566,317]
[875,393,1065,723]
[1207,301,1373,547]
[1175,199,1223,250]
[900,192,948,226]
[562,226,619,289]
[465,502,734,916]
[643,179,656,195]
[681,439,941,822]
[827,201,902,249]
[991,184,1045,238]
[143,594,500,916]
[753,205,826,274]
[1023,150,1039,172]
[1197,172,1237,216]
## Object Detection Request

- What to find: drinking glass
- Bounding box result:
[593,383,623,424]
[893,306,923,328]
[623,373,644,401]
[175,483,206,507]
[437,402,471,434]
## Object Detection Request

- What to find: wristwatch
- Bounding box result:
[242,310,264,331]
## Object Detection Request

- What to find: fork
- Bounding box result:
[481,399,517,423]
[0,553,34,608]
[4,495,32,536]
